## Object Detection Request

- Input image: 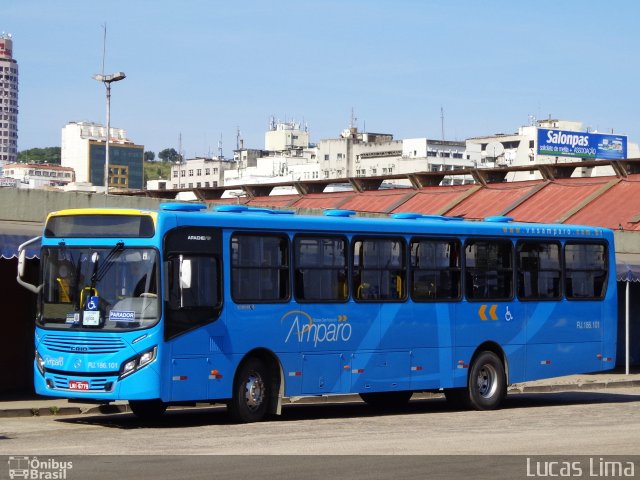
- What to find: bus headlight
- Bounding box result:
[35,350,45,376]
[119,346,157,379]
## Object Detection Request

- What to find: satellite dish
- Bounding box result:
[485,141,505,160]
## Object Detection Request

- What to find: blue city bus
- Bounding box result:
[17,204,617,422]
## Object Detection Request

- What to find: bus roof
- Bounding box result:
[45,205,613,242]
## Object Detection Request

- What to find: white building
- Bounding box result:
[265,118,310,152]
[170,156,233,189]
[224,120,476,189]
[3,162,74,189]
[61,121,144,190]
[317,127,474,185]
[0,33,18,164]
[466,119,640,181]
[225,120,318,188]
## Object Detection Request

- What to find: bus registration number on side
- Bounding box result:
[69,380,89,391]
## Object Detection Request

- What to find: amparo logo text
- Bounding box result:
[282,310,352,347]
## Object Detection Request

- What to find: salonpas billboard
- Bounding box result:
[537,128,627,160]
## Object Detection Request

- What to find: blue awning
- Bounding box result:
[0,234,40,259]
[617,253,640,282]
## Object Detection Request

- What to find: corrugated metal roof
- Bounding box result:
[339,190,414,213]
[566,176,640,230]
[507,177,611,223]
[391,186,474,215]
[292,192,355,210]
[446,181,542,219]
[246,194,299,208]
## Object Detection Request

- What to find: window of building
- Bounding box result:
[353,238,406,301]
[213,168,218,174]
[465,240,513,301]
[205,168,210,175]
[410,238,461,301]
[188,169,193,177]
[294,236,348,302]
[324,154,330,161]
[231,234,289,302]
[197,169,202,176]
[173,170,178,178]
[205,182,210,187]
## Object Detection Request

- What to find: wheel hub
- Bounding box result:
[244,372,265,412]
[476,364,498,398]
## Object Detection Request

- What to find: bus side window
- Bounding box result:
[165,255,222,339]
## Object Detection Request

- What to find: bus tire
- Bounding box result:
[360,391,413,408]
[467,351,506,410]
[129,399,167,420]
[228,358,270,423]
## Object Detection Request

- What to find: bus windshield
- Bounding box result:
[38,246,160,331]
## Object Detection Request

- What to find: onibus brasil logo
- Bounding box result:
[8,456,73,479]
[281,310,352,347]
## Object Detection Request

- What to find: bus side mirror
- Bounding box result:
[18,248,26,278]
[16,236,42,294]
[179,258,192,289]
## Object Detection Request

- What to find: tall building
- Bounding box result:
[0,33,18,163]
[61,121,144,190]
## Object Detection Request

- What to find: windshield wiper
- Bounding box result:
[91,242,125,287]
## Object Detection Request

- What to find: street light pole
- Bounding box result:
[92,71,126,194]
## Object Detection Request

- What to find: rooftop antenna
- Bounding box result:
[349,107,357,130]
[236,126,242,150]
[440,106,445,141]
[218,133,223,159]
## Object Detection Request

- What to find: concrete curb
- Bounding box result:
[1,379,638,418]
[508,379,640,394]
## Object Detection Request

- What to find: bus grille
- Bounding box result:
[42,335,126,354]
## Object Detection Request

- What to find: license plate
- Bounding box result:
[69,380,89,391]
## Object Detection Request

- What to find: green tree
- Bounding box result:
[144,151,156,162]
[158,148,182,163]
[17,147,61,164]
[143,160,171,183]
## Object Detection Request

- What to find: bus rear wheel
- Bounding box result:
[129,399,167,420]
[468,351,506,410]
[360,391,413,409]
[444,351,506,410]
[228,358,270,423]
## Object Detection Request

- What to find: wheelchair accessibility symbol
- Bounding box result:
[86,296,99,311]
[505,307,513,322]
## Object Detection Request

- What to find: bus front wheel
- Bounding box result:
[129,399,167,420]
[228,358,270,423]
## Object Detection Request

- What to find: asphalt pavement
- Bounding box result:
[1,368,639,418]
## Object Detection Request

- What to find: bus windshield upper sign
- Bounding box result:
[45,214,155,238]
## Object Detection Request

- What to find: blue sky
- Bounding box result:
[4,0,639,158]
